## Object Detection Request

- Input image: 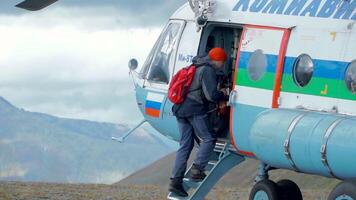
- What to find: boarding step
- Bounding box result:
[167,192,189,200]
[183,178,201,189]
[205,160,218,172]
[185,141,227,176]
[167,140,245,200]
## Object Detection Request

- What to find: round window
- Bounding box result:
[293,54,314,87]
[247,49,267,81]
[345,60,356,94]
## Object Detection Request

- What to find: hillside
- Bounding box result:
[0,96,176,184]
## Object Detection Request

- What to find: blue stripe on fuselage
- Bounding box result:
[238,51,350,80]
[145,100,162,110]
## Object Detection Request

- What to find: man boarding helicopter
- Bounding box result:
[169,47,229,197]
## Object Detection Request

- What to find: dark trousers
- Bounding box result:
[171,114,217,181]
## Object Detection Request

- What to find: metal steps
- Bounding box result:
[167,140,245,200]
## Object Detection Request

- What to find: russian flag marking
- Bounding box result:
[145,93,164,118]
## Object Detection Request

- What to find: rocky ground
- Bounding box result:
[0,151,339,200]
[0,181,332,200]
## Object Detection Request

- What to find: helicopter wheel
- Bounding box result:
[277,179,303,200]
[328,181,356,200]
[249,179,279,200]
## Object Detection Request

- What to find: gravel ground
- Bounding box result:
[0,181,331,200]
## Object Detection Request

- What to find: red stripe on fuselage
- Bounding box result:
[145,108,160,118]
[229,26,256,157]
[272,29,291,108]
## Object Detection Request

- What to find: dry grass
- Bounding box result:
[0,181,331,200]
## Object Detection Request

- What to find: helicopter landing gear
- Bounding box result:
[276,179,303,200]
[250,163,303,200]
[328,181,356,200]
[249,180,279,200]
[249,179,303,200]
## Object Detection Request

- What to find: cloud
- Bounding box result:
[0,8,164,124]
[0,22,160,82]
[0,164,28,178]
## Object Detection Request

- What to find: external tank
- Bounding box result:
[249,109,356,181]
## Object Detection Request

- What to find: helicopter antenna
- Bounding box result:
[15,0,58,11]
[188,0,215,32]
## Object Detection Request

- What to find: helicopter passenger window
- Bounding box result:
[247,49,267,81]
[293,54,314,87]
[345,60,356,94]
[147,23,181,84]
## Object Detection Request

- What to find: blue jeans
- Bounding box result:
[171,114,217,181]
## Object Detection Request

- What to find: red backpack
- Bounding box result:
[168,65,196,104]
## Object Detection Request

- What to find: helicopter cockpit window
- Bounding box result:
[147,23,181,84]
[140,42,158,78]
[345,60,356,94]
[293,54,314,87]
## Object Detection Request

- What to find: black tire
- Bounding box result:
[328,181,356,200]
[249,179,280,200]
[277,179,303,200]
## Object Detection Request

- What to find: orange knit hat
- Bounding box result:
[208,48,227,61]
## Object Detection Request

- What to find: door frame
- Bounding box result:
[229,24,292,157]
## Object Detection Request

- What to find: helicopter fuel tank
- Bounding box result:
[250,109,356,181]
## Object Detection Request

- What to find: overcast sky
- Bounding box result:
[0,0,185,124]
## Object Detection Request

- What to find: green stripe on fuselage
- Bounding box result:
[236,69,274,90]
[282,75,356,101]
[235,69,356,101]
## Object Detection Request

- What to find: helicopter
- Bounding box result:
[16,0,356,200]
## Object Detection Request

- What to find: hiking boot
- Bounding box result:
[190,164,206,182]
[169,180,188,197]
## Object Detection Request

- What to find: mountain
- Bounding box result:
[0,96,176,184]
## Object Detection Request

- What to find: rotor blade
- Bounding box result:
[15,0,58,11]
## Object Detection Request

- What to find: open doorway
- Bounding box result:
[198,23,243,139]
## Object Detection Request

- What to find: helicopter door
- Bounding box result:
[230,25,291,156]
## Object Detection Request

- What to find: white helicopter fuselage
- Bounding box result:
[133,0,356,182]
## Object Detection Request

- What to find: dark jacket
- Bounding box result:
[173,56,226,118]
